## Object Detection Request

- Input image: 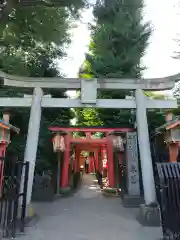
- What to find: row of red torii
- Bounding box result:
[51,126,132,189]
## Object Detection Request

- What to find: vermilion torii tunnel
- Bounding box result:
[49,126,139,198]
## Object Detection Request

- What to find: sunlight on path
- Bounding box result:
[18,174,162,240]
[75,174,102,199]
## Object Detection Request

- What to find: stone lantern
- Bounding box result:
[156,111,180,162]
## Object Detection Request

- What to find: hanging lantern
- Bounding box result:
[52,133,66,152]
[112,136,124,151]
[109,131,125,152]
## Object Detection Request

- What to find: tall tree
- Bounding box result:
[0,1,87,75]
[76,0,151,128]
[76,0,166,132]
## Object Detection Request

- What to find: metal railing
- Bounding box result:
[156,163,180,240]
[0,159,29,238]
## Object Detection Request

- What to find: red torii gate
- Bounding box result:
[49,127,134,189]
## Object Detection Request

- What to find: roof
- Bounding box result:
[0,120,20,134]
[155,116,180,133]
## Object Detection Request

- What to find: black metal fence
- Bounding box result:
[0,157,29,238]
[156,163,180,240]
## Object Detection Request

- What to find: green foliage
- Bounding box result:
[75,108,103,126]
[145,92,168,100]
[76,0,151,128]
[145,92,169,133]
[0,0,87,25]
[0,6,70,75]
[0,0,88,75]
[86,0,150,78]
[76,0,166,132]
[0,0,86,173]
[173,82,180,116]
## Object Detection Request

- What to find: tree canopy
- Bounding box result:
[75,0,167,132]
[76,0,150,128]
[0,0,86,173]
[0,0,87,24]
[0,1,84,75]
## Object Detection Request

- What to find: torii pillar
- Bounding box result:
[23,88,43,206]
[89,152,94,173]
[94,149,99,171]
[135,89,160,226]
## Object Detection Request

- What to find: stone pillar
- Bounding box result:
[123,132,143,207]
[23,87,43,205]
[135,89,156,204]
[135,89,160,226]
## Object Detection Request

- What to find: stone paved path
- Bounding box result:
[19,174,162,240]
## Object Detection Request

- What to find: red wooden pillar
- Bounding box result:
[76,148,81,172]
[94,149,99,171]
[107,135,115,187]
[99,147,103,172]
[89,154,94,173]
[72,151,76,171]
[61,133,71,188]
[102,147,107,168]
[100,146,104,170]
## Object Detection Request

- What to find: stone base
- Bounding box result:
[137,204,161,227]
[17,204,38,232]
[26,204,36,219]
[32,188,54,202]
[18,203,36,220]
[122,194,144,208]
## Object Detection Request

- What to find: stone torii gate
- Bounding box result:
[0,71,179,225]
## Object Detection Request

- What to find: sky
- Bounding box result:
[59,0,180,93]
